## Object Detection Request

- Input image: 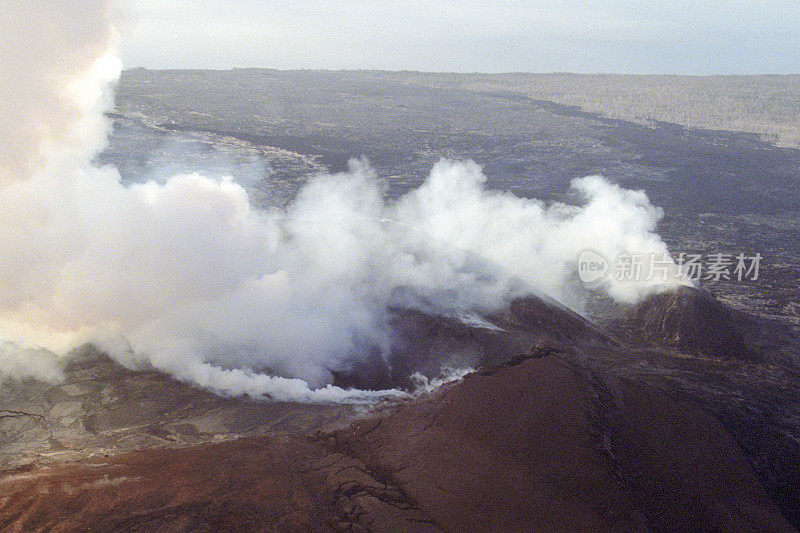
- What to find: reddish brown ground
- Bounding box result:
[0,354,792,532]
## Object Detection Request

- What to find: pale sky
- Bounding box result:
[116,1,800,74]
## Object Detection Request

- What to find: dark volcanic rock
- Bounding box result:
[328,355,791,531]
[2,295,797,530]
[499,294,615,346]
[1,355,791,531]
[334,294,614,391]
[615,286,754,359]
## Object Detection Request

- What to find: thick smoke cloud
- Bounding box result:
[0,1,117,186]
[0,1,683,400]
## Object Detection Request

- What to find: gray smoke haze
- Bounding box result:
[0,1,684,400]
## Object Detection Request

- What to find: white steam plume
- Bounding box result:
[0,1,684,400]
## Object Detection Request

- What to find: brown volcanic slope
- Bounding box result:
[1,290,798,531]
[593,285,800,527]
[606,286,752,358]
[0,353,360,470]
[0,293,601,470]
[602,285,800,367]
[0,354,792,532]
[339,294,613,391]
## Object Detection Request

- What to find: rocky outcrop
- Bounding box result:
[613,286,754,359]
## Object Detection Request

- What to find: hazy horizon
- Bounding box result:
[122,66,800,76]
[117,1,800,75]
